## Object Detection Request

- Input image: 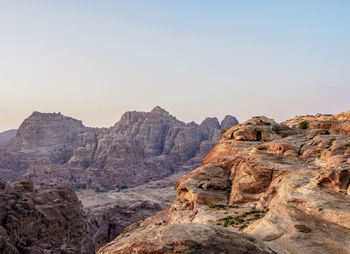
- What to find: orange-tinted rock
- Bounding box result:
[99,110,350,254]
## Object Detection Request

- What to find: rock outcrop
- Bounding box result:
[0,179,93,253]
[0,107,238,191]
[0,129,17,144]
[98,110,350,254]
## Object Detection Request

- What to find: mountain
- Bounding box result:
[98,110,350,254]
[0,107,238,191]
[0,129,17,144]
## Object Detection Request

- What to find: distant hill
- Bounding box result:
[0,129,17,144]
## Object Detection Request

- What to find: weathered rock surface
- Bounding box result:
[0,179,93,253]
[98,110,350,254]
[0,129,17,144]
[0,107,238,191]
[78,170,185,251]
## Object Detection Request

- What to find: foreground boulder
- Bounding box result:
[98,222,268,254]
[98,110,350,254]
[0,180,93,253]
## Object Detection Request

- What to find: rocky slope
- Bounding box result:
[78,171,186,251]
[98,110,350,254]
[0,179,93,253]
[0,107,238,191]
[0,129,17,144]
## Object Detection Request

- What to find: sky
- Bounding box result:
[0,0,349,132]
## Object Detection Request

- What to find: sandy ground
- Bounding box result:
[76,171,187,209]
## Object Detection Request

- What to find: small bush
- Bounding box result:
[255,144,266,150]
[226,179,232,198]
[209,204,227,210]
[299,121,308,130]
[240,224,247,229]
[326,137,336,148]
[344,142,350,147]
[234,216,245,224]
[220,129,228,134]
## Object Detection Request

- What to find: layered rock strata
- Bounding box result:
[98,110,350,254]
[0,108,238,191]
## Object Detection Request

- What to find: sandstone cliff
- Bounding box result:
[98,110,350,254]
[0,107,238,191]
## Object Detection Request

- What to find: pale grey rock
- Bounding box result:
[0,129,17,144]
[221,115,239,130]
[0,107,239,191]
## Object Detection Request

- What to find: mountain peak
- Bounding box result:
[151,106,169,114]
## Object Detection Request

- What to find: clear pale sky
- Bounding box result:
[1,1,349,132]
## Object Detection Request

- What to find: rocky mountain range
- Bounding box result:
[98,110,350,254]
[0,129,17,145]
[0,107,238,191]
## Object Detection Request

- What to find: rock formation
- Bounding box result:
[98,110,350,254]
[0,179,93,253]
[0,129,17,144]
[0,107,238,191]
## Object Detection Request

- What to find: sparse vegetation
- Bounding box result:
[74,183,87,190]
[217,207,269,230]
[209,204,240,210]
[119,185,128,190]
[326,137,336,148]
[255,144,266,150]
[321,130,330,135]
[226,179,232,198]
[209,204,227,210]
[344,142,350,147]
[299,121,308,130]
[220,129,228,134]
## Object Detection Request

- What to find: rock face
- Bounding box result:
[90,200,163,252]
[0,179,93,253]
[0,107,238,191]
[0,129,17,144]
[98,110,350,254]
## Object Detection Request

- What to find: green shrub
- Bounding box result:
[326,137,336,148]
[240,224,247,229]
[255,144,266,150]
[220,129,228,134]
[209,204,227,210]
[234,216,245,224]
[299,121,308,130]
[344,142,350,147]
[226,179,232,198]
